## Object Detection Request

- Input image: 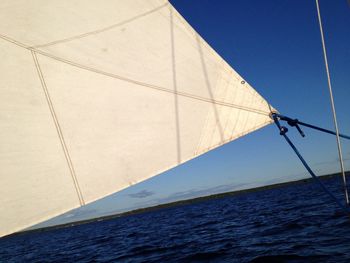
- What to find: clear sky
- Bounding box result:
[36,0,350,228]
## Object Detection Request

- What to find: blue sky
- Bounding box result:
[36,0,350,227]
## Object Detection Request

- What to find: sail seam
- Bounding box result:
[75,120,274,217]
[205,70,229,150]
[36,50,270,116]
[196,34,224,142]
[222,76,240,141]
[230,84,247,139]
[195,62,226,155]
[196,119,273,155]
[30,3,169,49]
[169,1,266,102]
[0,33,270,117]
[31,51,85,206]
[241,93,255,134]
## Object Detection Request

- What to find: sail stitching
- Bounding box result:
[195,34,225,142]
[215,70,233,140]
[194,61,226,155]
[195,60,242,154]
[196,119,273,155]
[221,76,239,140]
[206,70,230,150]
[163,4,276,113]
[0,33,270,116]
[34,49,271,116]
[163,4,268,103]
[230,84,248,139]
[169,3,267,101]
[31,51,85,206]
[30,3,169,49]
[241,92,256,134]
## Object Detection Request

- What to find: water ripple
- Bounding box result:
[1,177,350,262]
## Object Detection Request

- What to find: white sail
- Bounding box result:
[0,0,275,237]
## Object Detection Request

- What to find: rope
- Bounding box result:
[272,114,350,214]
[315,0,349,205]
[275,113,350,140]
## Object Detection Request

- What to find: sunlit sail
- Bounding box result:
[0,0,275,237]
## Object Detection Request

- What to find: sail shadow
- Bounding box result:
[195,35,225,142]
[170,7,181,164]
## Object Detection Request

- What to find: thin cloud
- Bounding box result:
[128,190,155,199]
[314,157,350,166]
[150,182,253,205]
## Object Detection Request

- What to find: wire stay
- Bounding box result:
[315,0,349,205]
[272,113,350,215]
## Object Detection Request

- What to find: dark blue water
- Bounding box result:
[1,177,350,262]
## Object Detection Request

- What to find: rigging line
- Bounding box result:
[30,2,169,49]
[31,51,85,206]
[274,113,350,140]
[298,121,350,140]
[315,0,349,205]
[0,33,270,116]
[272,114,349,214]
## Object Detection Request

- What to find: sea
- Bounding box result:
[1,176,350,263]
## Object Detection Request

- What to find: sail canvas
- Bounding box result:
[0,0,275,237]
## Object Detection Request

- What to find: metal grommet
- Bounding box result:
[241,80,245,84]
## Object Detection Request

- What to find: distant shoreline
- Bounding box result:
[9,172,349,238]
